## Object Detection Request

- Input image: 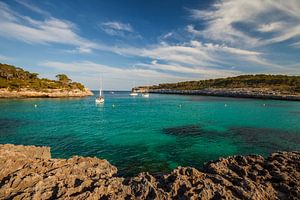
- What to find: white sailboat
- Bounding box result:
[95,77,104,104]
[129,81,138,96]
[129,91,138,96]
[141,81,150,98]
[142,93,149,98]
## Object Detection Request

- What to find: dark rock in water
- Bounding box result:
[163,125,205,136]
[0,144,300,199]
[229,126,300,153]
[290,111,300,115]
[0,118,26,135]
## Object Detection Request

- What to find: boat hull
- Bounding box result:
[95,96,104,103]
[129,93,138,96]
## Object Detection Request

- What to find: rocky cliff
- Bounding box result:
[0,144,299,199]
[0,88,93,98]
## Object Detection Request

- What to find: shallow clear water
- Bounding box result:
[1,91,300,176]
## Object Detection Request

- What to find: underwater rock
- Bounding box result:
[163,125,205,137]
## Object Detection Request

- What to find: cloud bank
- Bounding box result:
[0,0,299,89]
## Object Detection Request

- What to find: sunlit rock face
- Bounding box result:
[0,88,93,98]
[0,144,299,199]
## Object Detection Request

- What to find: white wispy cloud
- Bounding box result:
[106,39,290,79]
[0,2,17,21]
[292,41,300,47]
[101,21,133,33]
[157,29,188,44]
[257,22,287,33]
[0,2,141,54]
[162,32,173,39]
[135,60,239,78]
[265,25,300,45]
[15,0,50,16]
[0,2,101,53]
[100,21,141,39]
[0,54,12,62]
[189,0,300,47]
[39,60,186,90]
[141,43,216,66]
[186,25,201,36]
[1,0,298,88]
[113,40,271,70]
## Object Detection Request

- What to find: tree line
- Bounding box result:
[149,74,300,93]
[0,63,85,91]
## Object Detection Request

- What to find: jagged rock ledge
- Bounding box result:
[0,88,93,98]
[1,144,299,199]
[134,88,300,101]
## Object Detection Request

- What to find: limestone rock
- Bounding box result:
[0,144,300,199]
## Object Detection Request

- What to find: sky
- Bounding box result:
[0,0,300,90]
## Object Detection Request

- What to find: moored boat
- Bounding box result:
[130,81,138,96]
[129,92,138,96]
[96,76,104,104]
[142,93,149,98]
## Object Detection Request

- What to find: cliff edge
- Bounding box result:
[0,144,299,199]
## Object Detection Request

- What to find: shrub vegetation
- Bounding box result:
[149,74,300,93]
[0,63,85,91]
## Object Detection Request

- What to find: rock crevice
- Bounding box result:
[0,144,299,199]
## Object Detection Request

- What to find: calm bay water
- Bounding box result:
[1,91,300,176]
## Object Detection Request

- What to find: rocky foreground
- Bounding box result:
[0,88,93,98]
[0,144,299,200]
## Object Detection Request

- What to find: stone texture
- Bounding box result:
[0,88,93,98]
[0,144,299,199]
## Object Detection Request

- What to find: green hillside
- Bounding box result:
[149,74,300,93]
[0,63,85,91]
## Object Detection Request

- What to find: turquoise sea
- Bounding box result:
[1,91,300,176]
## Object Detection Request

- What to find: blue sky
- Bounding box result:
[0,0,300,90]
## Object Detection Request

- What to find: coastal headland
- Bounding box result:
[134,88,300,101]
[0,144,299,199]
[0,63,92,98]
[133,75,300,101]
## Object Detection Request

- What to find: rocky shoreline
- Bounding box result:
[0,88,93,98]
[134,88,300,101]
[0,144,299,199]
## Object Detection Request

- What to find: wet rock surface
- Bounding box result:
[0,144,299,199]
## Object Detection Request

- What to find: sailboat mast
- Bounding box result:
[100,75,102,96]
